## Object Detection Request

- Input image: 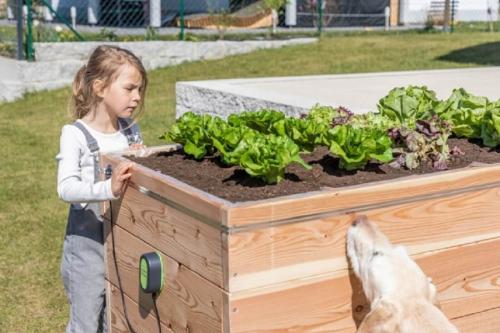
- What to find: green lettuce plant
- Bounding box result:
[435,88,489,139]
[160,112,222,159]
[378,86,438,127]
[324,125,393,171]
[481,100,500,148]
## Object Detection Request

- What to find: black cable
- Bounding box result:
[110,198,163,333]
[109,199,138,333]
[152,293,162,333]
[107,164,162,333]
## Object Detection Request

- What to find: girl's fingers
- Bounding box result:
[116,162,135,175]
[114,164,125,175]
[125,162,135,171]
[119,162,134,171]
[119,173,132,181]
[130,143,146,150]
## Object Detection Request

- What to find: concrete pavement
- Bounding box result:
[176,67,500,118]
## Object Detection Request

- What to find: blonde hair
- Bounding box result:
[70,45,148,120]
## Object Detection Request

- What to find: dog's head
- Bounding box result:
[347,216,459,333]
[346,215,437,305]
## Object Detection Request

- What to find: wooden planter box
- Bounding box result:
[102,145,500,333]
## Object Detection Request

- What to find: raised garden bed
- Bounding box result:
[102,142,500,332]
[103,86,500,332]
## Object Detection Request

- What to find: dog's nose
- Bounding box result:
[352,215,368,227]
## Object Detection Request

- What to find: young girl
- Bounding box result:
[56,45,148,332]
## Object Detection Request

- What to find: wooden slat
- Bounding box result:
[105,221,227,333]
[106,186,224,287]
[101,152,231,227]
[231,273,360,333]
[228,214,351,292]
[107,280,173,333]
[452,307,500,333]
[228,188,500,291]
[228,239,500,332]
[222,232,231,332]
[227,164,500,226]
[420,240,500,319]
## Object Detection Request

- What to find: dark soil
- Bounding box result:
[128,138,500,202]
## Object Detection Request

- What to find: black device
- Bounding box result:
[139,252,164,294]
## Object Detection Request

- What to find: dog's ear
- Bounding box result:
[357,299,400,333]
[393,245,409,258]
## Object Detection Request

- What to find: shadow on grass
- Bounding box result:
[437,41,500,66]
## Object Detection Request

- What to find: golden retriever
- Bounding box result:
[346,215,459,333]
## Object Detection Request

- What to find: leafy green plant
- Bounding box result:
[160,112,220,159]
[208,120,255,165]
[230,133,311,183]
[271,117,328,152]
[228,109,285,134]
[350,111,397,132]
[378,86,438,127]
[229,107,335,153]
[304,105,337,124]
[435,88,489,139]
[480,100,500,147]
[323,124,393,170]
[305,105,354,128]
[162,111,311,184]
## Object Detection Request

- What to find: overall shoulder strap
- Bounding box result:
[73,121,100,184]
[73,121,100,153]
[118,118,142,145]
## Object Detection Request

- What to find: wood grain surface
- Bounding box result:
[228,188,500,291]
[105,221,227,333]
[106,186,224,287]
[227,164,500,226]
[228,239,500,332]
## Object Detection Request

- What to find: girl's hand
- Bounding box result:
[129,143,153,157]
[111,161,135,197]
[129,143,146,150]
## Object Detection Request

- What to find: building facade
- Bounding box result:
[400,0,499,24]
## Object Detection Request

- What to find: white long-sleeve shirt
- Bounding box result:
[56,119,132,208]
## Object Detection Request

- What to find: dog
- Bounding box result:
[346,215,459,333]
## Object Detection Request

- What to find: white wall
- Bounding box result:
[401,0,499,24]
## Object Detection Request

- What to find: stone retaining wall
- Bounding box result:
[0,38,316,102]
[176,82,307,119]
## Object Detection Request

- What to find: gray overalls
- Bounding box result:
[60,118,141,333]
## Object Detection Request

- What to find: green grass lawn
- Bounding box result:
[1,31,500,332]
